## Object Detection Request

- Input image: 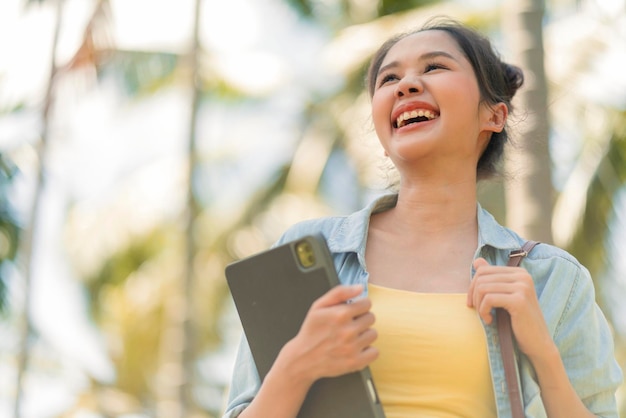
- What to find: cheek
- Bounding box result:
[371,93,391,131]
[451,76,482,107]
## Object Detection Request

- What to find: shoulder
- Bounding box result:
[477,204,587,281]
[501,233,592,295]
[272,194,395,251]
[273,215,352,247]
[478,206,591,295]
[514,240,599,333]
[525,241,585,272]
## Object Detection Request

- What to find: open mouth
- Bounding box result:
[394,109,439,128]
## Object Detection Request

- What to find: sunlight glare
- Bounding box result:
[0,2,55,103]
[201,0,260,51]
[109,0,195,51]
[213,51,287,95]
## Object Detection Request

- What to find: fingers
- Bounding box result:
[312,284,363,309]
[296,284,377,379]
[337,325,379,373]
[355,327,378,348]
[327,303,375,343]
[352,344,380,372]
[311,285,372,324]
[467,257,490,307]
[348,311,376,343]
[476,293,518,324]
[468,258,535,322]
[305,284,375,344]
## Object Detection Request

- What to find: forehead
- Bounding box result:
[382,30,466,65]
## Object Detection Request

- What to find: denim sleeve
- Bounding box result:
[552,263,623,417]
[221,334,260,417]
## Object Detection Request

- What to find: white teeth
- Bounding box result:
[396,109,438,127]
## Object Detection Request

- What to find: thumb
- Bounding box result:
[313,284,363,309]
[468,258,490,308]
[473,257,490,270]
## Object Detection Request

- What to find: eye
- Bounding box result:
[424,62,447,73]
[377,73,399,87]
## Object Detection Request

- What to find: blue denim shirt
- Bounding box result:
[222,194,623,417]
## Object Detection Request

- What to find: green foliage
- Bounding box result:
[0,153,21,314]
[95,49,251,101]
[203,77,250,102]
[283,0,441,28]
[378,0,439,16]
[284,0,314,17]
[0,102,26,115]
[567,111,626,305]
[84,226,170,319]
[98,51,180,97]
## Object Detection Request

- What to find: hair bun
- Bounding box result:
[502,63,524,100]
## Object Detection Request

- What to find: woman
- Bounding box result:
[222,18,623,417]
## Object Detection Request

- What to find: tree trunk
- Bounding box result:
[155,0,202,417]
[502,0,554,244]
[14,0,64,416]
[182,0,202,413]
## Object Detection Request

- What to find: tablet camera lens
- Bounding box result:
[295,240,316,268]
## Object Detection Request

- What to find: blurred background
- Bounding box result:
[0,0,625,416]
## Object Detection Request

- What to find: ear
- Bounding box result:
[481,102,508,133]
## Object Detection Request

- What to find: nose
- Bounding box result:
[395,75,422,97]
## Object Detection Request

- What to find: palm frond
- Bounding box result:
[565,112,626,305]
[0,153,21,314]
[97,50,180,97]
[378,0,440,16]
[284,0,315,17]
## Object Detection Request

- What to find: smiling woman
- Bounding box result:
[221,17,623,418]
[366,21,523,181]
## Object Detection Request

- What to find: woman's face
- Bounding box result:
[371,30,504,178]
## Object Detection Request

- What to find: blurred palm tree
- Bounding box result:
[545,9,626,413]
[13,0,65,415]
[53,1,258,417]
[502,0,553,244]
[4,0,236,415]
[0,152,20,314]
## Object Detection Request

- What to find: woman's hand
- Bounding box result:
[278,284,379,386]
[467,258,553,359]
[467,258,599,418]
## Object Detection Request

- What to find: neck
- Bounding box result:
[388,176,479,238]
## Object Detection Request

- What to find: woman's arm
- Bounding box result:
[468,258,622,417]
[526,343,594,417]
[233,284,378,418]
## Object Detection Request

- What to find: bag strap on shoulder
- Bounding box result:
[497,240,540,418]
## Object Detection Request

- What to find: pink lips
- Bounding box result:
[391,101,440,130]
[391,101,439,129]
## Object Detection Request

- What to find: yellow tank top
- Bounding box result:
[368,283,497,418]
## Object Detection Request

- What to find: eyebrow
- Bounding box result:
[377,51,458,75]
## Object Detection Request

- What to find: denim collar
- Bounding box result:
[326,193,524,262]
